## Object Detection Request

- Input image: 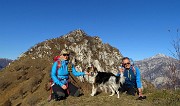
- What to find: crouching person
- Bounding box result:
[51,49,89,101]
[118,57,146,100]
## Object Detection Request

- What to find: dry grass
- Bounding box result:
[37,89,180,106]
[37,93,151,106]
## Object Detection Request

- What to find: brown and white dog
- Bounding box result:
[85,66,125,98]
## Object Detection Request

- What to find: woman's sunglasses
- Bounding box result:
[63,54,70,56]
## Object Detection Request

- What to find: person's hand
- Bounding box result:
[136,88,146,100]
[61,85,67,90]
[138,92,143,97]
[119,67,124,73]
[138,88,143,96]
[85,71,90,76]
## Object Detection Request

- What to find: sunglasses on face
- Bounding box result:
[63,54,70,56]
[123,62,130,66]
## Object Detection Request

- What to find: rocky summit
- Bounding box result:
[0,29,123,105]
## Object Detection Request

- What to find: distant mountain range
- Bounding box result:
[0,58,12,70]
[135,53,180,89]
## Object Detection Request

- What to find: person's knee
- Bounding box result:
[126,87,136,96]
[56,91,65,97]
[126,91,135,96]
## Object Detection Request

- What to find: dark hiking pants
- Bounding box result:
[52,82,80,100]
[119,84,138,96]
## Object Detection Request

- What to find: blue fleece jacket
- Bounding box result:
[117,66,142,88]
[51,60,85,87]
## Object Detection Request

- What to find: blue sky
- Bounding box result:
[0,0,179,60]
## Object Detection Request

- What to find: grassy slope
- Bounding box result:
[38,89,180,106]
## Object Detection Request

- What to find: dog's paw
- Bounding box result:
[91,94,94,96]
[109,94,114,96]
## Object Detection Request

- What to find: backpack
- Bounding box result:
[127,58,139,88]
[129,58,136,76]
[131,66,136,76]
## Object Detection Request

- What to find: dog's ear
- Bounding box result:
[87,67,90,72]
[94,67,98,72]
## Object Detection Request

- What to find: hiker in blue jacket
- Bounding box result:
[117,57,146,100]
[51,49,90,101]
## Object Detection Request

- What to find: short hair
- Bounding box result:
[121,57,130,62]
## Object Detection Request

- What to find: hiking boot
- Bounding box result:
[55,96,61,101]
[136,96,146,100]
[53,92,66,101]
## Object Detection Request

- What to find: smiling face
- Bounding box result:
[122,58,131,69]
[61,54,69,61]
[60,49,70,60]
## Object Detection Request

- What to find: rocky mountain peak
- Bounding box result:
[135,54,180,89]
[63,29,87,40]
[0,30,123,105]
[18,29,122,72]
[152,53,169,59]
[141,54,172,63]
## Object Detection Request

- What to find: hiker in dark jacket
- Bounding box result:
[51,49,89,101]
[117,57,146,100]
